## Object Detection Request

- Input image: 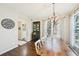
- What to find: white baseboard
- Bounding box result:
[0,45,18,55]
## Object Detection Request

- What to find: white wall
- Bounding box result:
[60,16,70,43]
[0,5,33,55]
[0,11,18,55]
[25,19,32,41]
[42,20,48,37]
[0,5,30,55]
[70,15,75,46]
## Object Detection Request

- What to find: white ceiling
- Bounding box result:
[0,3,78,20]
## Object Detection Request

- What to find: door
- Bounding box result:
[32,21,40,42]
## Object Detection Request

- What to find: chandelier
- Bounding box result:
[51,3,57,35]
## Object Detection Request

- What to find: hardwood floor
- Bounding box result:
[1,41,39,56]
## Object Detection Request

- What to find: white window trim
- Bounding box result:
[70,10,79,48]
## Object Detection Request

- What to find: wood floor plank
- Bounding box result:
[1,41,39,56]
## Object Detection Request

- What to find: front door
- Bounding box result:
[32,21,40,42]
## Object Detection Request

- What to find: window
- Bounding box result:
[74,14,79,47]
[70,12,79,55]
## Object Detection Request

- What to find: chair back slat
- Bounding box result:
[35,38,46,55]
